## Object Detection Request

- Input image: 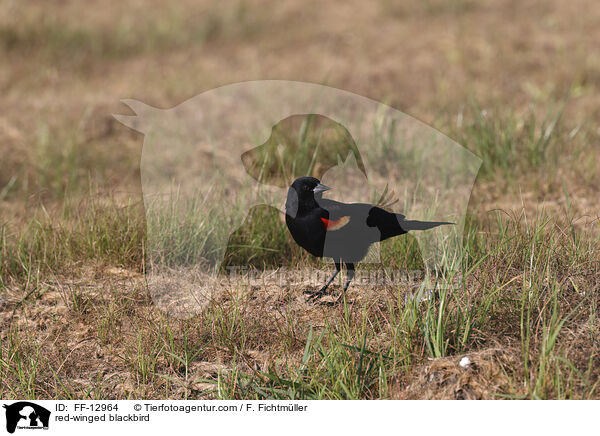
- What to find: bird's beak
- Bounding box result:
[313,183,331,194]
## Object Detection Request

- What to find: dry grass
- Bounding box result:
[1,0,600,399]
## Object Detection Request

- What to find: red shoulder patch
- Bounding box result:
[320,216,350,231]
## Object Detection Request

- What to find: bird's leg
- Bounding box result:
[332,262,355,304]
[305,261,341,300]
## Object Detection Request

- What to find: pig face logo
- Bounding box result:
[115,80,481,318]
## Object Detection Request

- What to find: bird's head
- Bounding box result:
[285,176,331,218]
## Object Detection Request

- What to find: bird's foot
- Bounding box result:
[304,286,330,300]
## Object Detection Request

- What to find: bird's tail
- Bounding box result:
[369,207,454,241]
[400,219,454,231]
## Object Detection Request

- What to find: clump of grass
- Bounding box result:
[0,198,145,287]
[0,327,45,399]
[452,101,579,181]
[215,326,394,400]
[0,118,139,202]
[145,187,319,272]
[32,125,87,200]
[222,205,303,269]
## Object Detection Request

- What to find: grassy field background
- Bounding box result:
[1,0,599,399]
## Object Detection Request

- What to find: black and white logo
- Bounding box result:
[3,402,50,433]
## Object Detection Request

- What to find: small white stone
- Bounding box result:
[459,357,471,369]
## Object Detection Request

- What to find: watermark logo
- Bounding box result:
[115,80,481,316]
[3,402,50,433]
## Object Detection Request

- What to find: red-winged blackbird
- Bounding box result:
[285,176,453,303]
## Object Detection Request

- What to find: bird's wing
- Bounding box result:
[315,198,358,231]
[318,198,367,217]
[319,199,405,220]
[317,199,389,231]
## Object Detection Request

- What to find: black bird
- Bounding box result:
[285,176,453,303]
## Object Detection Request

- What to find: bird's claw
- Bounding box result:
[304,287,329,300]
[306,292,324,301]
